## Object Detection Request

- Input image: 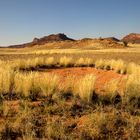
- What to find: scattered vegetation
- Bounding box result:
[0,52,140,139]
[3,56,138,75]
[74,74,96,102]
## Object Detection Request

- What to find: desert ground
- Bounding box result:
[0,36,140,139]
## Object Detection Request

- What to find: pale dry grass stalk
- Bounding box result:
[109,59,126,74]
[59,56,73,67]
[126,62,140,75]
[85,58,94,66]
[14,72,40,98]
[74,74,96,102]
[45,57,55,66]
[0,68,14,94]
[104,79,119,94]
[103,79,120,103]
[75,57,85,66]
[124,74,140,100]
[95,59,105,69]
[58,75,76,95]
[39,74,60,97]
[7,55,140,76]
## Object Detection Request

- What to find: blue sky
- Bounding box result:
[0,0,140,46]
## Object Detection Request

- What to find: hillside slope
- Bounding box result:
[122,33,140,44]
[7,33,124,49]
[8,33,75,48]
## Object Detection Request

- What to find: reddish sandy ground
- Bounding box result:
[1,67,126,131]
[43,67,126,94]
[5,67,126,113]
[41,67,126,127]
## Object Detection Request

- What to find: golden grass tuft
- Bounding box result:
[39,74,60,97]
[124,74,140,100]
[45,57,55,66]
[74,74,96,102]
[103,79,120,103]
[0,68,14,95]
[14,72,60,99]
[14,72,40,98]
[75,57,85,66]
[126,62,140,75]
[59,56,73,67]
[110,59,126,74]
[95,59,105,69]
[104,79,120,95]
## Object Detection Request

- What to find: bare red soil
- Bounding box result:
[44,67,125,94]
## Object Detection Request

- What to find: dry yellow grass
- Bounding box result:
[0,68,14,95]
[82,108,140,139]
[126,62,140,75]
[103,78,120,103]
[13,72,60,99]
[95,59,105,69]
[74,74,96,102]
[39,74,60,97]
[125,74,140,99]
[0,54,140,103]
[0,44,140,139]
[59,56,73,67]
[45,57,55,66]
[75,58,85,66]
[14,72,40,98]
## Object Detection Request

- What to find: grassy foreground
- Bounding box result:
[0,55,140,139]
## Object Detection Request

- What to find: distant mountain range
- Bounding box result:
[8,33,75,48]
[0,33,140,48]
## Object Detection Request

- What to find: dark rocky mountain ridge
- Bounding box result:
[8,33,75,48]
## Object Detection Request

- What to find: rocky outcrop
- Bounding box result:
[8,33,75,48]
[103,37,120,42]
[122,33,140,44]
[32,33,75,45]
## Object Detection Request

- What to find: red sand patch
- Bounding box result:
[43,67,125,94]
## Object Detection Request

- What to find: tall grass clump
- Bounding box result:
[59,76,75,93]
[95,59,105,69]
[34,57,45,67]
[44,57,55,67]
[15,59,33,70]
[103,79,121,104]
[124,74,140,107]
[74,74,96,102]
[0,68,14,97]
[109,59,126,74]
[14,72,41,100]
[75,58,85,67]
[126,62,140,75]
[85,58,94,66]
[102,60,112,70]
[15,57,45,70]
[59,56,73,67]
[39,74,60,97]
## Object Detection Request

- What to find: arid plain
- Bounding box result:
[0,33,140,139]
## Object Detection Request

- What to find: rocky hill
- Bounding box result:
[32,33,74,45]
[34,37,124,50]
[103,37,120,42]
[8,33,75,48]
[7,33,125,49]
[122,33,140,44]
